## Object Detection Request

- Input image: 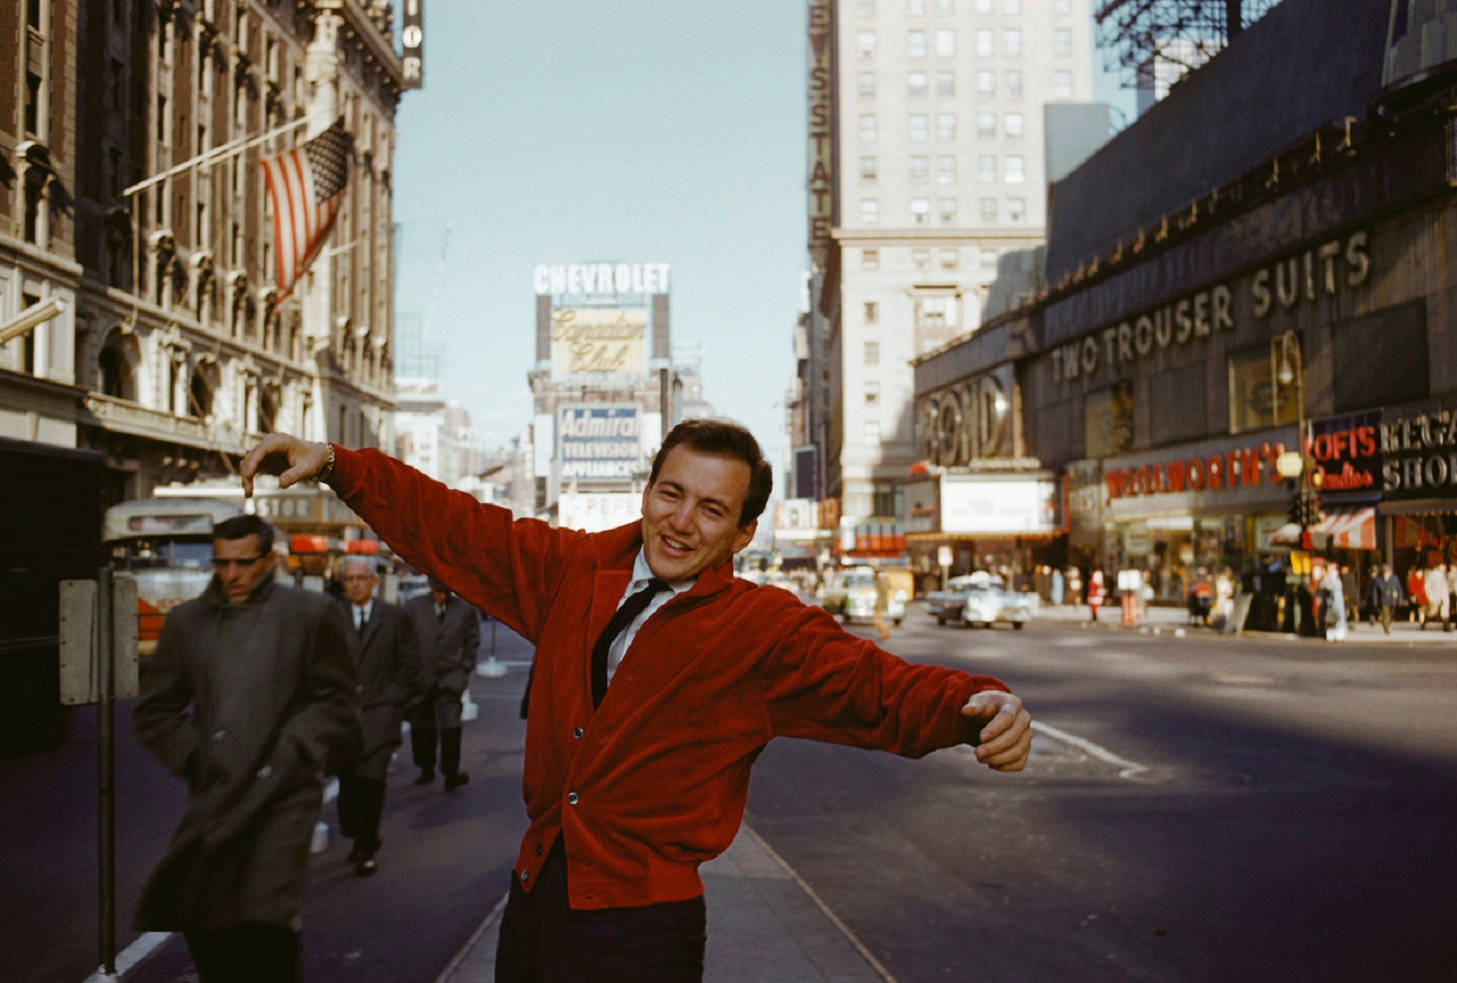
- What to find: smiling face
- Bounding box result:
[640,444,757,582]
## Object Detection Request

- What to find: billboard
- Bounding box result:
[558,491,641,533]
[550,307,647,377]
[559,405,643,481]
[940,476,1059,535]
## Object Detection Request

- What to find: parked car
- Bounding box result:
[925,571,1036,629]
[816,567,907,625]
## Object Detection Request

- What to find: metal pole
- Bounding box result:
[97,568,117,977]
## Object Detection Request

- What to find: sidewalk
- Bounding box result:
[1034,599,1457,644]
[437,824,889,983]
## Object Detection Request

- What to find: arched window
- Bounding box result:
[188,364,215,419]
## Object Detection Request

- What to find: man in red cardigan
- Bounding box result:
[242,419,1031,982]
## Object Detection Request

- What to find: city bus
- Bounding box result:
[102,498,244,654]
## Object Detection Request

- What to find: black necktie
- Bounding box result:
[590,578,669,708]
[436,604,445,623]
[356,609,367,635]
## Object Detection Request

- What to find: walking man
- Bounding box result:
[133,515,356,983]
[1369,563,1404,635]
[335,555,419,874]
[403,578,480,791]
[241,420,1031,983]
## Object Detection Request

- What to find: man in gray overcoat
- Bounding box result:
[403,578,480,790]
[334,555,419,874]
[133,514,357,983]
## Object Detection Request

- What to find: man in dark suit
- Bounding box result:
[403,578,480,791]
[335,555,419,874]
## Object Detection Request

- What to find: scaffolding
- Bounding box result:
[1095,0,1285,89]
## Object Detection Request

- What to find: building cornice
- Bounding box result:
[314,0,407,95]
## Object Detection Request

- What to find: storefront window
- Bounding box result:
[1229,345,1299,434]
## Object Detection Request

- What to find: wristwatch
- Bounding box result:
[318,442,336,483]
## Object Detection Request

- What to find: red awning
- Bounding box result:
[1312,506,1376,549]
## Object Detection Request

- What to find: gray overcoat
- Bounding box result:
[403,593,479,696]
[334,598,418,779]
[133,577,356,932]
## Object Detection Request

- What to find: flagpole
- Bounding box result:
[120,112,326,199]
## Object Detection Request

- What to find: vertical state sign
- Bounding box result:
[807,0,834,271]
[559,406,642,482]
[550,307,647,377]
[401,0,424,89]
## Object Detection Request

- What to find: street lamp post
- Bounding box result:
[1271,330,1322,634]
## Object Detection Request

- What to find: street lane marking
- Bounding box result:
[82,931,170,982]
[1031,721,1150,780]
[740,823,899,983]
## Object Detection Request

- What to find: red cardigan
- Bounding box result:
[330,446,1010,909]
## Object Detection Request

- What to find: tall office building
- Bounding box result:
[805,0,1092,554]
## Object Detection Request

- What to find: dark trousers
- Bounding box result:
[409,703,438,771]
[184,923,300,983]
[495,842,706,983]
[337,773,385,852]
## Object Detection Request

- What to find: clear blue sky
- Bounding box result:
[390,2,1133,472]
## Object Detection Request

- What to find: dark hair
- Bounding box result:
[213,513,275,554]
[648,419,773,525]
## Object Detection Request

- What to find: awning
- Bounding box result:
[1267,507,1376,550]
[1313,506,1376,549]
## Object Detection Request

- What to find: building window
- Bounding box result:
[936,113,956,141]
[1007,197,1025,223]
[938,198,958,224]
[1004,155,1025,183]
[937,155,956,183]
[976,0,993,12]
[861,155,879,181]
[937,70,955,97]
[912,247,930,268]
[936,0,955,14]
[864,340,880,364]
[858,72,876,99]
[976,29,993,57]
[978,154,997,182]
[1054,0,1071,13]
[858,31,876,58]
[859,0,875,14]
[935,29,955,57]
[908,0,926,13]
[1002,29,1021,56]
[1053,70,1073,99]
[911,197,930,224]
[939,247,958,269]
[909,113,929,141]
[864,420,882,444]
[1054,28,1072,57]
[910,155,929,183]
[864,302,879,325]
[908,31,926,57]
[1005,70,1023,97]
[908,70,928,97]
[860,113,878,143]
[979,197,997,223]
[864,380,881,405]
[916,295,954,332]
[977,112,996,138]
[862,248,880,269]
[860,198,880,224]
[1002,0,1020,13]
[25,73,43,135]
[981,247,999,270]
[1005,112,1023,139]
[977,70,995,96]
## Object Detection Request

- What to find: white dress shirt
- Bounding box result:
[605,550,694,682]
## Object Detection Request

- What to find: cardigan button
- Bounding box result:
[535,844,543,857]
[573,727,584,739]
[519,870,529,882]
[567,792,580,805]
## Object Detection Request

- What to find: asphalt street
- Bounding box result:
[6,606,1456,982]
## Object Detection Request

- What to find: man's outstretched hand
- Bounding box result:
[240,433,331,498]
[960,690,1032,772]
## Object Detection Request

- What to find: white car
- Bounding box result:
[816,568,907,626]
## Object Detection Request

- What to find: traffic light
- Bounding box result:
[1288,492,1303,525]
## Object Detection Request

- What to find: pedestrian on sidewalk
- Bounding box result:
[334,556,419,875]
[1320,561,1348,641]
[133,515,357,983]
[1421,563,1450,630]
[1406,565,1426,622]
[1370,563,1404,635]
[1086,567,1105,623]
[241,420,1032,983]
[403,578,480,790]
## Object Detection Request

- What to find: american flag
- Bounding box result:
[259,118,353,298]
